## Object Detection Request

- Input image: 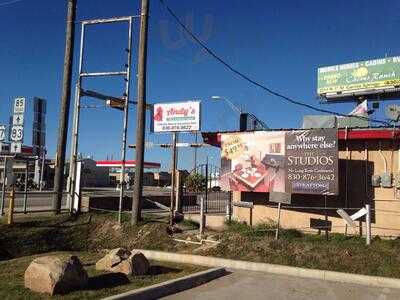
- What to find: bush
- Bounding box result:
[185,173,207,192]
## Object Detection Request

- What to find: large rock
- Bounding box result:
[24,255,88,295]
[96,248,150,275]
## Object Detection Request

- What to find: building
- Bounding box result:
[203,127,400,237]
[96,160,161,186]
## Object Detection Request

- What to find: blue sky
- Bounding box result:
[1,0,399,171]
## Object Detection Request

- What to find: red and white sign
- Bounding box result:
[152,101,201,132]
[96,160,161,169]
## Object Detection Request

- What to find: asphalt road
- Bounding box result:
[162,270,400,300]
[0,186,171,212]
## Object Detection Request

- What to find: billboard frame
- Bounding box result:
[150,100,202,133]
[318,56,400,102]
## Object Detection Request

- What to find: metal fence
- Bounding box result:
[182,163,232,214]
[182,191,232,214]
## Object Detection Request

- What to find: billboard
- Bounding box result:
[152,101,201,132]
[318,56,400,99]
[220,129,338,195]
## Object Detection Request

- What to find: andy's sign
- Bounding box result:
[152,101,201,133]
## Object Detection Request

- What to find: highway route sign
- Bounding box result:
[12,114,24,126]
[10,142,22,154]
[10,125,23,141]
[0,125,5,141]
[13,97,25,114]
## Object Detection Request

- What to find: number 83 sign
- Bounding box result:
[11,125,23,142]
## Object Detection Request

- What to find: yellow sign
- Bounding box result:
[222,135,245,160]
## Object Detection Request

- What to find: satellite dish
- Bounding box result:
[386,104,400,122]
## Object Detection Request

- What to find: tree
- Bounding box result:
[184,173,207,192]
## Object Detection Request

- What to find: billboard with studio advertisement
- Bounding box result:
[151,101,201,133]
[220,129,338,195]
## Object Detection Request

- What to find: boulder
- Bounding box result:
[24,255,88,295]
[96,248,150,275]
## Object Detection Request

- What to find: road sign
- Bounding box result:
[0,125,5,142]
[13,97,25,114]
[10,125,23,141]
[269,191,292,204]
[12,114,24,126]
[10,142,22,154]
[176,142,190,147]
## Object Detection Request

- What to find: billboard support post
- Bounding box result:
[275,202,282,240]
[324,195,329,241]
[366,204,371,245]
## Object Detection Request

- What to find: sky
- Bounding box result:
[0,0,400,171]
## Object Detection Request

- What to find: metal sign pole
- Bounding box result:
[67,84,82,212]
[67,18,85,212]
[325,195,329,240]
[39,149,46,191]
[170,132,178,226]
[23,160,28,213]
[366,204,371,245]
[200,196,205,237]
[0,157,6,215]
[117,17,133,224]
[275,202,282,240]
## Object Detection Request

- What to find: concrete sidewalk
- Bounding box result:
[162,269,400,300]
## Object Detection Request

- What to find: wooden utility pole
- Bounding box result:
[132,0,149,225]
[53,0,76,213]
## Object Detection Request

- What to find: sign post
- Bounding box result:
[0,157,7,216]
[270,191,291,240]
[152,101,201,226]
[10,97,26,154]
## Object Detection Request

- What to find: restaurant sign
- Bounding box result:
[152,101,201,133]
[220,128,338,195]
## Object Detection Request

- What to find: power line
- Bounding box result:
[159,0,390,126]
[0,0,24,8]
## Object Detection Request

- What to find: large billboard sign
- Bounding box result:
[318,56,400,100]
[220,129,338,195]
[152,101,201,132]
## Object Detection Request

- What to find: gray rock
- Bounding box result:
[24,255,88,295]
[96,248,150,275]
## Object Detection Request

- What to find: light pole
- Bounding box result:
[211,95,242,115]
[211,95,269,131]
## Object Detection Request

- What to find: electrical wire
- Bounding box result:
[159,0,391,126]
[0,0,24,7]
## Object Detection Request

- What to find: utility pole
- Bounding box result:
[132,0,149,225]
[53,0,76,213]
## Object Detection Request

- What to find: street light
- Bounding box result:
[211,96,243,115]
[211,95,269,131]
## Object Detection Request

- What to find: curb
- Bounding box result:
[102,267,226,300]
[138,249,400,290]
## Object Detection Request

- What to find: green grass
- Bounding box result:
[3,212,400,282]
[0,251,205,300]
[178,219,200,230]
[204,220,400,278]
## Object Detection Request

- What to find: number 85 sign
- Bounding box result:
[11,125,23,142]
